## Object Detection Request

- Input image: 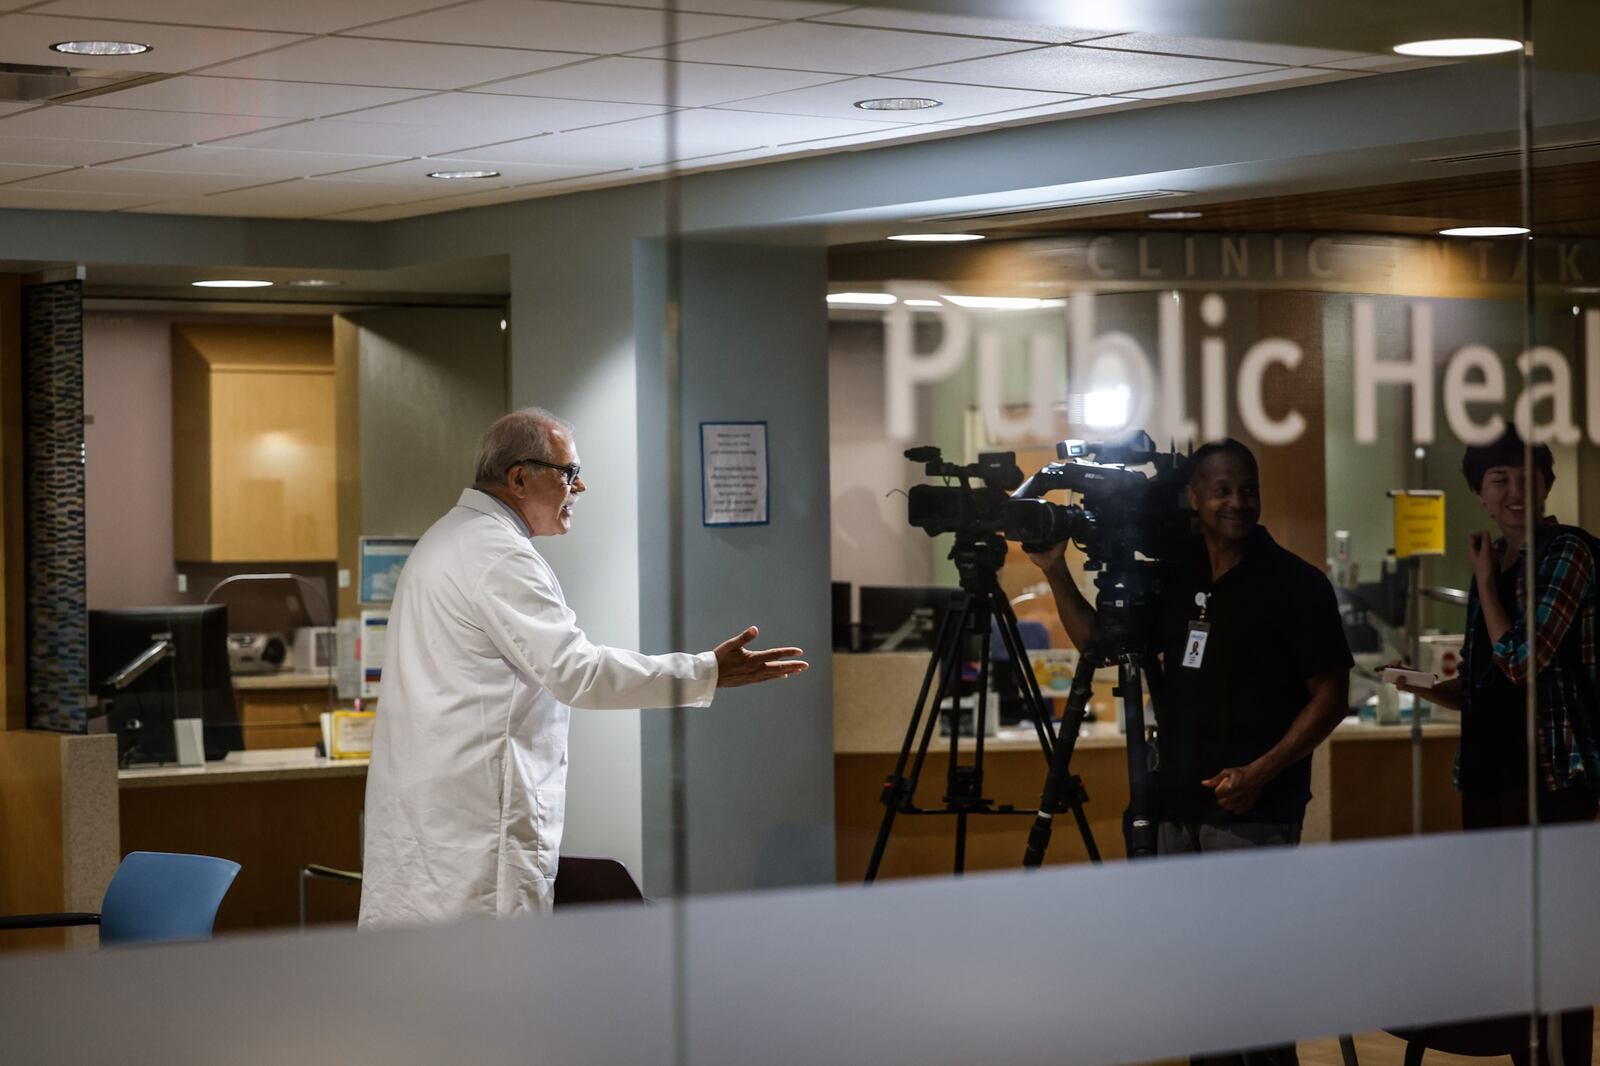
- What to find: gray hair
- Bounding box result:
[473,407,574,488]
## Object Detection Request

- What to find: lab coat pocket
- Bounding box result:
[532,785,567,881]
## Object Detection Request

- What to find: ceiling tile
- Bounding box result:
[353,0,768,54]
[898,45,1276,95]
[807,9,1115,44]
[442,131,675,168]
[0,14,307,73]
[616,107,905,147]
[632,21,1036,74]
[0,134,163,166]
[472,56,845,107]
[5,166,270,196]
[31,0,455,35]
[200,38,582,90]
[0,161,68,183]
[128,177,425,217]
[209,118,504,157]
[98,144,404,177]
[0,186,164,210]
[439,116,868,168]
[81,76,427,119]
[950,95,1149,127]
[1316,54,1452,73]
[317,156,602,186]
[0,102,35,117]
[340,92,665,134]
[1085,33,1369,67]
[718,76,1081,124]
[1120,67,1367,101]
[0,105,291,144]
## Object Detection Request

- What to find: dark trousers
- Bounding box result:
[1462,786,1598,1066]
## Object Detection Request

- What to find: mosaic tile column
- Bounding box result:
[23,280,87,732]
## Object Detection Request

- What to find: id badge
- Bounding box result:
[1181,621,1210,669]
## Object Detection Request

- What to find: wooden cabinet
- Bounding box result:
[234,683,336,750]
[172,323,337,562]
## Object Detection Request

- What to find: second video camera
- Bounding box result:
[1003,431,1192,566]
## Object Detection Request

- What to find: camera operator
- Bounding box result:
[1027,438,1351,858]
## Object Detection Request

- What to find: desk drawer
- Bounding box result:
[236,689,333,750]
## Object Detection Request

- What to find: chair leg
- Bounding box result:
[1337,1034,1359,1066]
[1403,1039,1425,1066]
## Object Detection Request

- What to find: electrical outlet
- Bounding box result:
[338,569,351,589]
[176,573,188,594]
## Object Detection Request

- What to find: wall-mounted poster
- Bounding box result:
[359,610,387,701]
[701,421,769,527]
[359,536,416,604]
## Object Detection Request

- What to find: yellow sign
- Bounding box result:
[1391,491,1445,557]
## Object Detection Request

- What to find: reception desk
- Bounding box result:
[120,748,366,930]
[834,653,1462,882]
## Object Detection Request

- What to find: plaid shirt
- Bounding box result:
[1458,517,1600,793]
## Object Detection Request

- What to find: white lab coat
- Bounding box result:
[359,489,716,927]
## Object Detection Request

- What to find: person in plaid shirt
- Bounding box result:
[1401,429,1600,823]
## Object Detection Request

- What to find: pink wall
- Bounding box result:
[84,312,177,609]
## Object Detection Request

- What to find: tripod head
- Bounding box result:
[947,533,1009,593]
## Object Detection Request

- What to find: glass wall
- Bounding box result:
[7,2,1600,1065]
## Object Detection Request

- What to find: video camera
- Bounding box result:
[903,447,1025,537]
[1002,431,1192,568]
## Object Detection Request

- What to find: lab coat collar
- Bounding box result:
[458,487,533,538]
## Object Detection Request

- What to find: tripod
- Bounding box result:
[864,534,1100,883]
[1023,562,1167,864]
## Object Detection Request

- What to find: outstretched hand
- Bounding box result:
[713,626,808,689]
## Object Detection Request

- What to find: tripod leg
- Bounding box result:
[1118,656,1158,858]
[990,594,1055,759]
[865,594,968,883]
[1023,648,1101,868]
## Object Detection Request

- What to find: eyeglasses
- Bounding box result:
[516,457,581,486]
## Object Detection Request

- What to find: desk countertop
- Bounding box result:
[118,747,367,789]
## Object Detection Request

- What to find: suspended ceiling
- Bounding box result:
[0,0,1447,222]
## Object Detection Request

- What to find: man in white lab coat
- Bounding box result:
[359,408,807,927]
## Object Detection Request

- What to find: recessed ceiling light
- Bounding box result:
[855,97,942,111]
[826,292,897,306]
[1147,210,1204,221]
[427,169,500,180]
[192,279,273,289]
[1439,225,1528,237]
[1393,38,1521,57]
[903,299,943,307]
[51,40,152,56]
[288,279,343,288]
[886,233,985,242]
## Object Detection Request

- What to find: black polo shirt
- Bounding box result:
[1153,526,1352,825]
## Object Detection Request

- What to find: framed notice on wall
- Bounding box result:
[701,421,769,527]
[359,536,416,604]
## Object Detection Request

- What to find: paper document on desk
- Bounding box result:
[330,711,375,758]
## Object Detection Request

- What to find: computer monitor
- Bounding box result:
[89,605,242,765]
[857,585,957,652]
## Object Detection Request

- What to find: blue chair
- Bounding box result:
[0,851,240,946]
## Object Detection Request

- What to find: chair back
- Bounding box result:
[553,857,645,907]
[99,852,241,945]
